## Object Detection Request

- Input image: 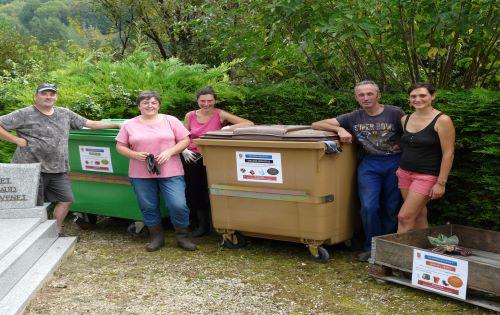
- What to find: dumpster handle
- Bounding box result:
[69,172,130,185]
[210,184,334,204]
[316,149,325,173]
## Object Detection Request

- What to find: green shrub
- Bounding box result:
[218,83,357,125]
[0,54,497,230]
[431,89,499,230]
[218,85,500,230]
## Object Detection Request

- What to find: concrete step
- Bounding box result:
[0,204,48,221]
[0,237,77,315]
[0,218,42,261]
[0,220,57,300]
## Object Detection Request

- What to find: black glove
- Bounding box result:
[146,154,161,175]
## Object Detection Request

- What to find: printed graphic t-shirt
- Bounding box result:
[115,114,190,178]
[0,105,87,173]
[336,105,405,156]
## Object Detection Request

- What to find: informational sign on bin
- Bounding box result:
[79,146,114,173]
[412,249,468,300]
[236,151,283,183]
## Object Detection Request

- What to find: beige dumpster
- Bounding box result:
[195,125,357,262]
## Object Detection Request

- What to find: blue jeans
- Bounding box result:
[129,176,190,228]
[357,155,402,251]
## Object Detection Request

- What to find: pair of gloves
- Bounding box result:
[181,149,201,163]
[146,154,161,175]
[323,140,342,154]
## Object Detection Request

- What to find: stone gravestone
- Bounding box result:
[0,163,45,219]
[0,163,40,209]
[0,163,76,314]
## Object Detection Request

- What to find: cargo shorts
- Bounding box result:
[36,172,74,206]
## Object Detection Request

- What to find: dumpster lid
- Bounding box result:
[69,119,126,136]
[202,125,339,141]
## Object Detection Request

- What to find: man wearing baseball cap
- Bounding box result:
[0,83,121,236]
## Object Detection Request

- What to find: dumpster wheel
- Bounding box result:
[308,245,330,263]
[127,221,146,237]
[221,232,247,249]
[73,212,97,230]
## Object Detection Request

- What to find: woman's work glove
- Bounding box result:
[182,148,198,163]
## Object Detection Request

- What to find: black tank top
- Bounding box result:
[399,113,443,175]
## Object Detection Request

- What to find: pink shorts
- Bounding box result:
[396,168,438,196]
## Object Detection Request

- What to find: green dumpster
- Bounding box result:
[68,119,168,224]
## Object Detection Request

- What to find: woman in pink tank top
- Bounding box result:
[181,86,253,237]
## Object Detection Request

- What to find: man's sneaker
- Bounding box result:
[356,251,371,262]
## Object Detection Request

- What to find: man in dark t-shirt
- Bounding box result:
[0,83,121,236]
[313,80,404,262]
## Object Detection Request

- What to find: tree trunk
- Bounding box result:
[398,0,416,83]
[408,3,421,82]
[361,28,387,90]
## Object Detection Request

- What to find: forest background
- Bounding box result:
[0,0,498,229]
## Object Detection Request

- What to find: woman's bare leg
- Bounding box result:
[414,206,429,229]
[397,190,429,233]
[400,188,409,201]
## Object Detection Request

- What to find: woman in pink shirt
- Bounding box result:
[182,86,253,237]
[116,91,197,252]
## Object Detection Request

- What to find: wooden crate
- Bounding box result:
[369,225,499,311]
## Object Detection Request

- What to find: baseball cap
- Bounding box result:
[36,83,57,93]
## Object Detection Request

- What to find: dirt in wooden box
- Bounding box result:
[25,218,493,314]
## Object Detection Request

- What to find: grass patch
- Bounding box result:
[26,218,492,314]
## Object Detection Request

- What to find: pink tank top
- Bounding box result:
[187,108,223,153]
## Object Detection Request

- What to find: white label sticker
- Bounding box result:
[412,249,468,300]
[236,151,282,183]
[79,146,114,173]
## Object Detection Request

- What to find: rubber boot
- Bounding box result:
[192,209,209,238]
[174,226,197,251]
[145,224,165,252]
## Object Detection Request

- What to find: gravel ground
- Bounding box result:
[25,218,493,314]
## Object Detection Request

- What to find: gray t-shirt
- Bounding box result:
[336,105,405,156]
[0,105,87,173]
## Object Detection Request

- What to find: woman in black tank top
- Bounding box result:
[396,83,456,233]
